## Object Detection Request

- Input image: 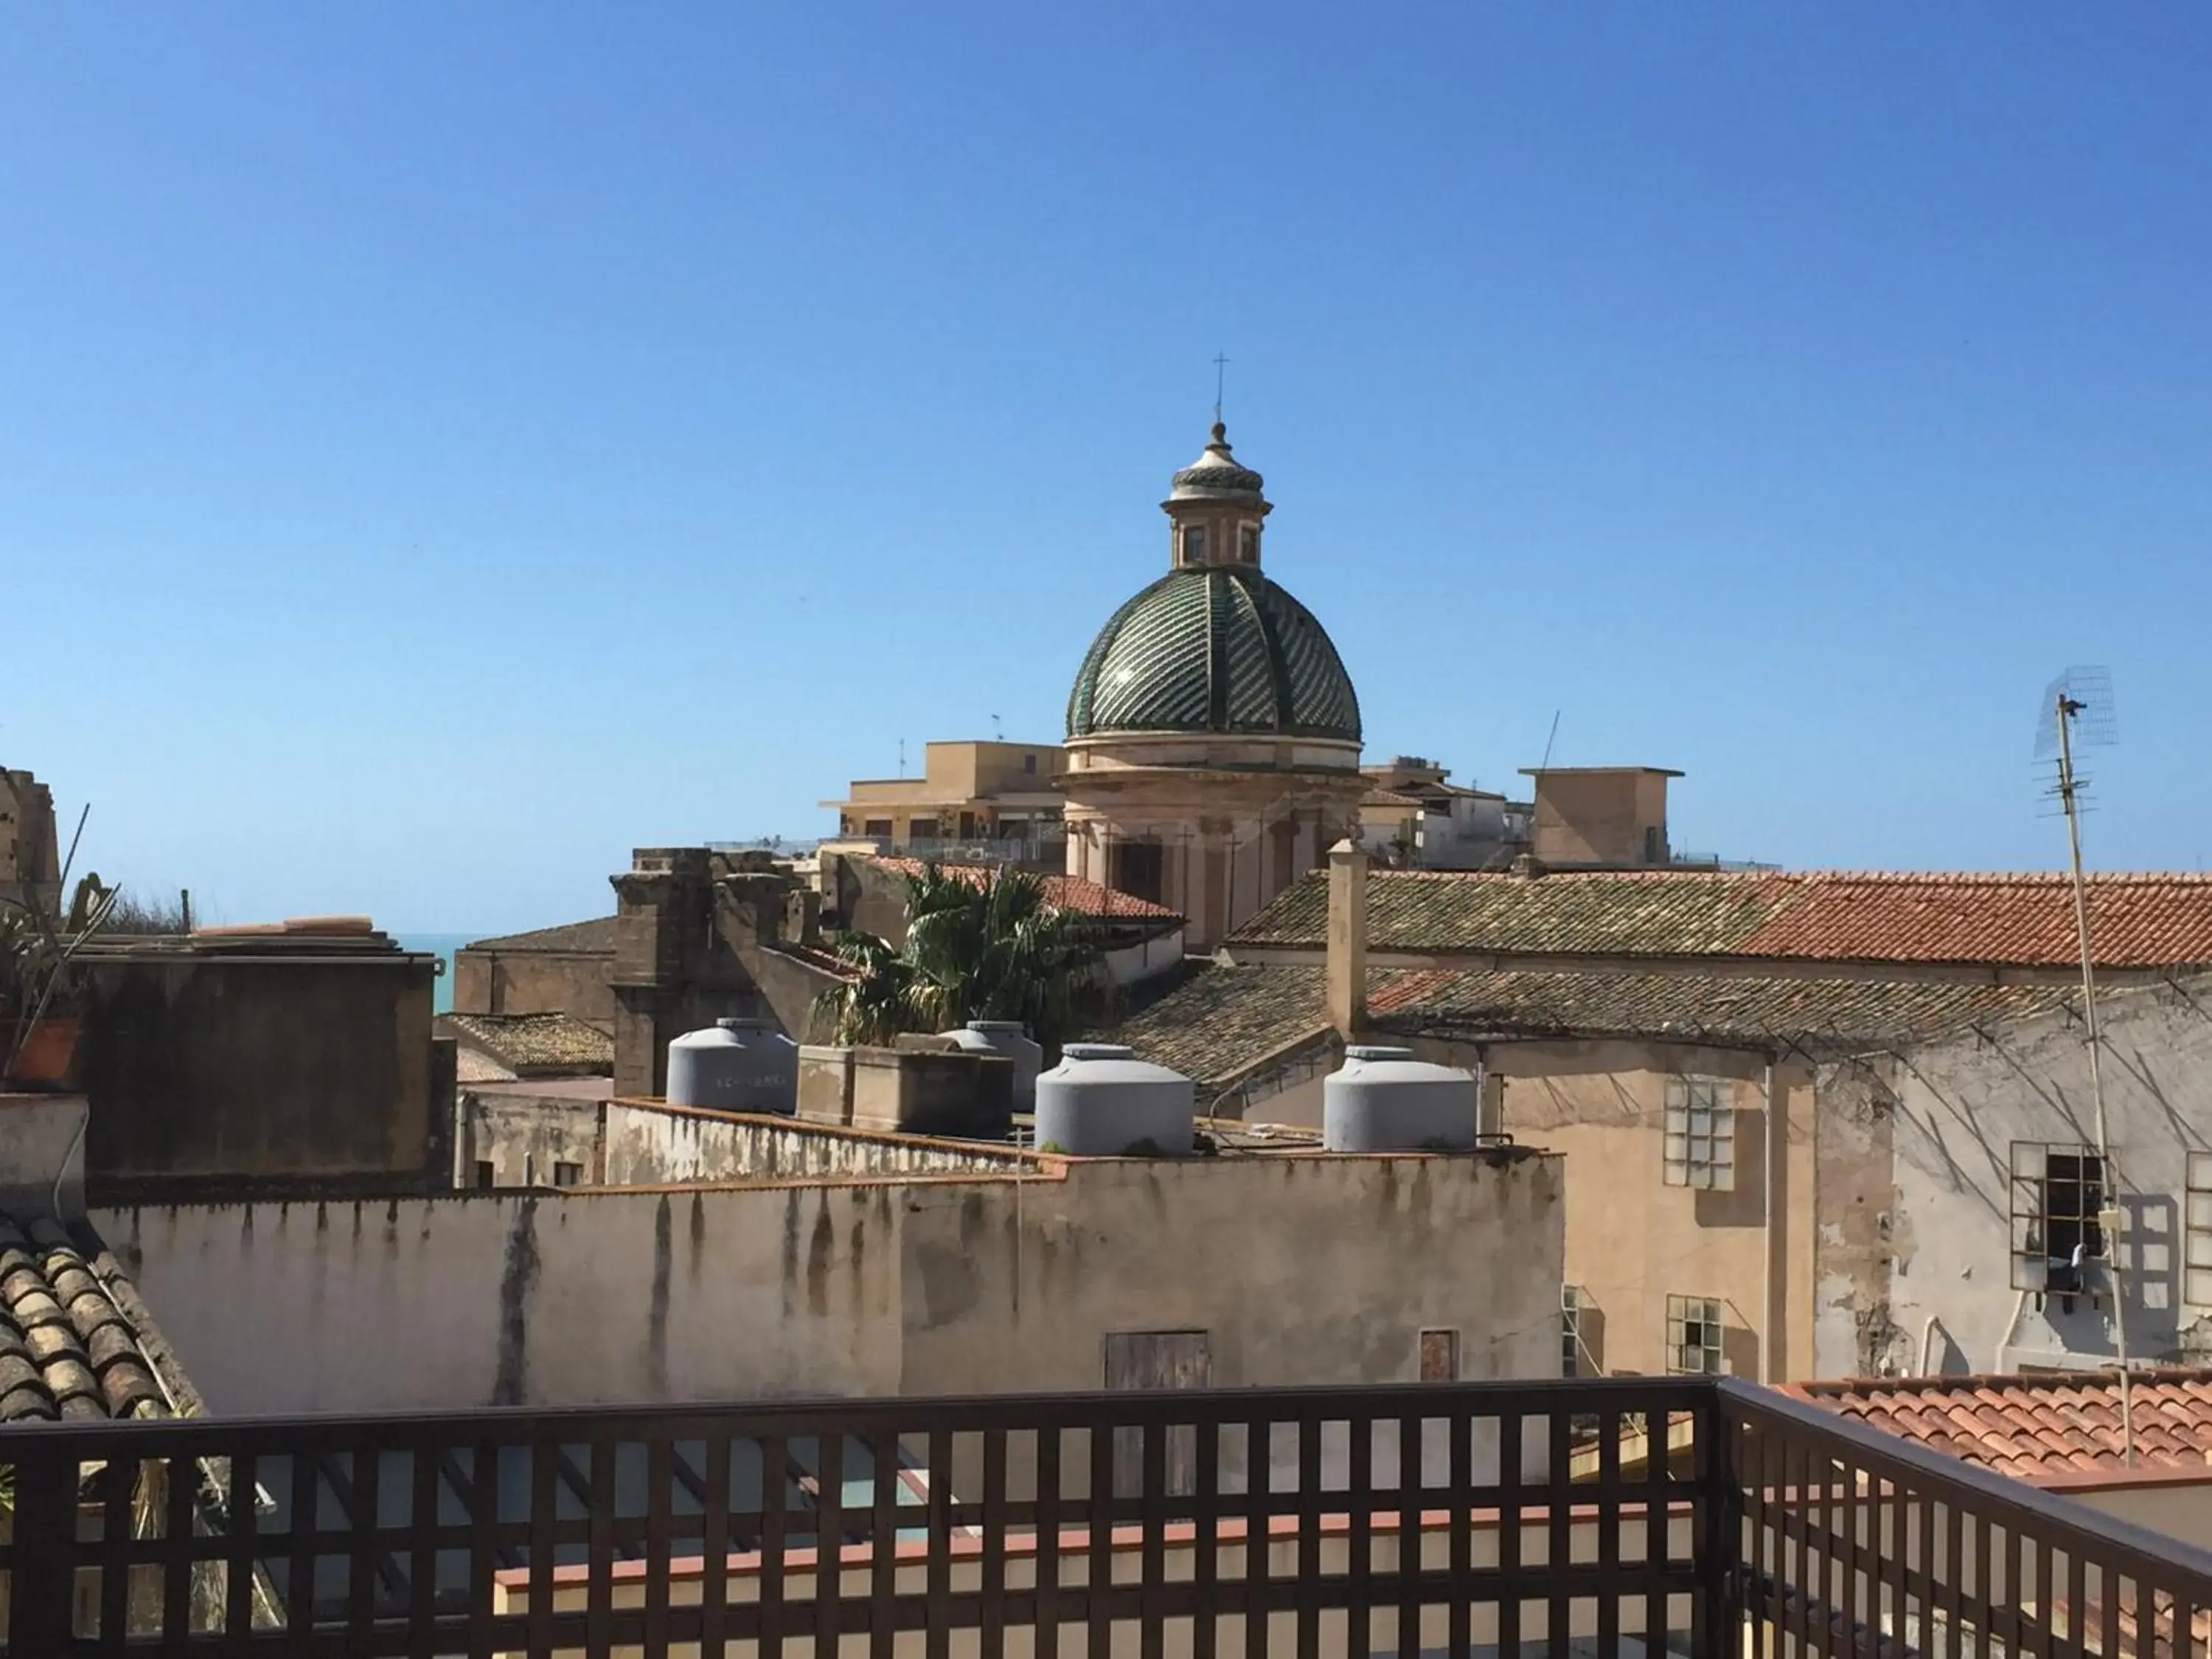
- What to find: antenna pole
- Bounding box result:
[2056,689,2133,1464]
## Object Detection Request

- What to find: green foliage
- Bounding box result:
[812,864,1105,1048]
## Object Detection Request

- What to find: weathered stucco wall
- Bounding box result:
[91,1148,1563,1422]
[451,948,616,1032]
[458,1091,603,1187]
[895,1150,1564,1397]
[1848,981,2212,1377]
[1495,1051,1813,1381]
[597,1105,1032,1186]
[2067,1481,2212,1552]
[94,1186,905,1413]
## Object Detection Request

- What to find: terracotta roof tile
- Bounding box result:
[1113,961,2077,1085]
[0,1214,180,1423]
[1792,1368,2212,1482]
[1234,868,2212,968]
[870,859,1180,921]
[437,1012,613,1074]
[462,917,618,954]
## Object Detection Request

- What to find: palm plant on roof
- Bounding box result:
[813,865,1104,1048]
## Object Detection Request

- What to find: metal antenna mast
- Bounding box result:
[2038,667,2129,1461]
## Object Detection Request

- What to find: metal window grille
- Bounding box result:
[1561,1285,1585,1378]
[554,1161,582,1189]
[2010,1142,2107,1293]
[2187,1152,2212,1307]
[1666,1294,1724,1375]
[1662,1077,1735,1190]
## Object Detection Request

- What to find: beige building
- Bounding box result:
[1521,765,1679,868]
[1057,424,1368,948]
[1116,849,2212,1385]
[821,740,1068,863]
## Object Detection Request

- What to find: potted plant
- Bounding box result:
[1,872,116,1091]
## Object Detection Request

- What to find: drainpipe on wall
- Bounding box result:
[1326,840,1368,1039]
[1761,1060,1789,1385]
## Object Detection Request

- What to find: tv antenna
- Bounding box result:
[898,738,907,779]
[1537,709,1562,773]
[2037,667,2132,1459]
[991,713,1004,742]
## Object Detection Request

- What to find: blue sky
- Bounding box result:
[6,5,2211,934]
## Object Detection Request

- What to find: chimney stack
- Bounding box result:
[1327,839,1368,1037]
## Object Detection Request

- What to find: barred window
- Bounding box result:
[1663,1077,1734,1190]
[1666,1295,1724,1375]
[2187,1152,2212,1307]
[1561,1285,1586,1378]
[2011,1143,2106,1294]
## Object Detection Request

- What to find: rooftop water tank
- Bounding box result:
[1322,1046,1478,1152]
[667,1018,799,1114]
[1034,1043,1195,1157]
[942,1021,1043,1113]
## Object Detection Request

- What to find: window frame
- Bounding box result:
[1561,1285,1585,1379]
[1665,1293,1724,1376]
[1662,1076,1736,1191]
[2188,1151,2212,1308]
[1181,524,1208,564]
[2010,1141,2108,1293]
[554,1161,583,1189]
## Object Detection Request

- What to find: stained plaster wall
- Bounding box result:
[89,1150,1564,1433]
[458,1091,602,1186]
[597,1105,1031,1186]
[1485,1042,1815,1382]
[1837,980,2212,1378]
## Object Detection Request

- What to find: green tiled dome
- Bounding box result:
[1065,567,1362,742]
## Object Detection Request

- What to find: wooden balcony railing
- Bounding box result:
[4,1374,2211,1655]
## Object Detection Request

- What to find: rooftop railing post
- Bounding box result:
[9,1440,80,1652]
[1694,1380,1744,1659]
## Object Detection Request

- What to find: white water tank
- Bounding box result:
[1033,1043,1195,1156]
[1322,1046,1478,1152]
[667,1018,799,1114]
[942,1021,1043,1113]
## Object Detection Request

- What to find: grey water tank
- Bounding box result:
[942,1021,1043,1112]
[1323,1046,1478,1152]
[1033,1043,1195,1156]
[666,1018,799,1114]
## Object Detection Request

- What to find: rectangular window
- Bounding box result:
[1662,1077,1735,1190]
[2188,1152,2212,1307]
[1665,1295,1725,1375]
[2012,1142,2107,1293]
[1108,839,1166,905]
[1023,754,1037,774]
[474,1160,495,1189]
[1239,524,1259,562]
[1181,524,1207,563]
[1419,1329,1458,1382]
[554,1161,582,1189]
[1561,1285,1585,1378]
[1103,1331,1211,1496]
[908,818,939,841]
[862,818,893,838]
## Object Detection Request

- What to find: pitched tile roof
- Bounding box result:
[1110,966,1332,1085]
[437,1012,613,1074]
[462,917,618,954]
[1792,1368,2212,1484]
[1113,962,2076,1085]
[870,859,1180,921]
[1234,869,2212,969]
[0,1211,186,1422]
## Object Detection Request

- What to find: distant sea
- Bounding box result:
[394,933,476,1015]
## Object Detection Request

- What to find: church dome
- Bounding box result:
[1065,566,1363,742]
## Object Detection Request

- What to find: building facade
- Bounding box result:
[1114,851,2212,1385]
[821,740,1069,866]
